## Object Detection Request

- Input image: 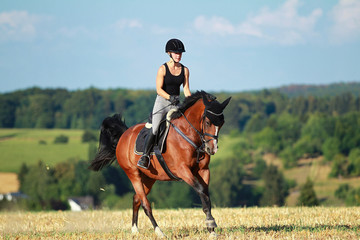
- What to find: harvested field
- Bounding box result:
[1,207,359,239]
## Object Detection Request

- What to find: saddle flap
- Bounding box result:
[134,122,170,156]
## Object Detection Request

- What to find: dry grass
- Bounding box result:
[1,207,359,239]
[0,173,19,194]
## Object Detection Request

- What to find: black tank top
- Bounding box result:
[162,63,184,96]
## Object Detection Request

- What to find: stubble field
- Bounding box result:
[1,207,359,239]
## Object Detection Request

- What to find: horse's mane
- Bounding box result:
[170,90,216,120]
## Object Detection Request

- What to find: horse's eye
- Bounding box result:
[206,120,211,126]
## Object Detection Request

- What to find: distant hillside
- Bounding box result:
[1,82,359,130]
[275,82,360,98]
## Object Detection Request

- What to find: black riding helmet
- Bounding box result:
[165,39,185,53]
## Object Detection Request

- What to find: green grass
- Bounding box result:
[0,129,91,173]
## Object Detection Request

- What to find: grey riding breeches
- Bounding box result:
[151,95,178,135]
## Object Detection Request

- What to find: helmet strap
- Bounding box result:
[168,52,179,63]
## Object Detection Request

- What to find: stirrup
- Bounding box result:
[137,155,150,169]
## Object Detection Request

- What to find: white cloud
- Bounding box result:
[330,0,360,43]
[113,19,142,30]
[0,11,40,41]
[194,16,235,36]
[193,0,323,45]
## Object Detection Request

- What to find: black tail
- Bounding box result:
[89,114,128,171]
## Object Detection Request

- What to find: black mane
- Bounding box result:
[170,90,216,120]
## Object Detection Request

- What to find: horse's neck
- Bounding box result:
[182,100,204,130]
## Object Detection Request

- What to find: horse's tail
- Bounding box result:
[88,113,128,171]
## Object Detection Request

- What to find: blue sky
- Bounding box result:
[1,0,359,93]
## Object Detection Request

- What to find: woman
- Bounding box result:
[137,38,191,169]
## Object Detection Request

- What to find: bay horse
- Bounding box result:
[89,90,231,238]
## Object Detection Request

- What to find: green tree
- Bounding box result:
[322,137,340,161]
[102,166,132,196]
[21,161,61,210]
[253,127,280,153]
[54,162,78,202]
[253,158,267,179]
[345,188,360,206]
[82,130,98,143]
[244,113,267,133]
[260,165,289,206]
[330,92,355,115]
[73,161,91,196]
[334,112,360,155]
[292,135,321,159]
[279,146,297,168]
[18,163,29,191]
[86,171,106,205]
[88,142,97,162]
[334,184,350,200]
[329,154,348,178]
[63,88,102,129]
[211,157,246,207]
[0,95,17,128]
[297,178,319,206]
[348,148,360,176]
[54,134,69,144]
[298,114,330,156]
[275,113,302,148]
[15,94,55,128]
[149,182,199,208]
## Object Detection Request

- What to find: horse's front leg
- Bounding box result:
[195,168,217,231]
[180,167,217,233]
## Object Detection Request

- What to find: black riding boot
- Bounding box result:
[137,132,156,169]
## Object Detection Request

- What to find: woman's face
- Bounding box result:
[170,52,182,63]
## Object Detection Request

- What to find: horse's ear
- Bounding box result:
[221,97,231,110]
[202,93,211,107]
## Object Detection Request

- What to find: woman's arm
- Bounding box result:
[155,65,171,100]
[183,67,191,97]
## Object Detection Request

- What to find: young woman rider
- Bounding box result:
[137,38,191,169]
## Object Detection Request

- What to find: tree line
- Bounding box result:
[1,84,360,210]
[1,85,360,132]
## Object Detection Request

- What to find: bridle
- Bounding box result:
[167,109,220,163]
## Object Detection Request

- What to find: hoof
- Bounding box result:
[131,225,139,235]
[205,219,217,228]
[209,231,218,239]
[155,226,166,238]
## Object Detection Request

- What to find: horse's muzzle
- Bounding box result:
[205,140,218,155]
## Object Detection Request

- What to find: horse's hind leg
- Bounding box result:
[131,194,141,234]
[130,173,165,237]
[131,176,155,233]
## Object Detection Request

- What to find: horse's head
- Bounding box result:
[202,93,231,155]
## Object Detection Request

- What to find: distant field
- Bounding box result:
[1,128,360,207]
[0,128,91,173]
[212,134,360,207]
[1,207,359,239]
[0,172,18,193]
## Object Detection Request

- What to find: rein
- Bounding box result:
[167,110,218,163]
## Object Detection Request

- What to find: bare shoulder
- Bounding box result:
[184,66,189,75]
[158,64,165,73]
[157,65,166,75]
